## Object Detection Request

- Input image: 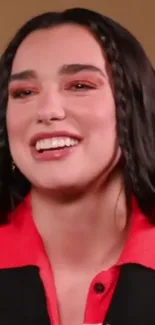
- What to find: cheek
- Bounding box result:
[6,101,32,139]
[72,90,116,137]
[76,91,118,160]
[6,103,33,170]
[93,89,116,125]
[6,107,18,140]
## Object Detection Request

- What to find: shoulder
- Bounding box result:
[118,199,155,270]
[0,194,37,268]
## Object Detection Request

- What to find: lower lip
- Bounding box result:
[31,145,77,161]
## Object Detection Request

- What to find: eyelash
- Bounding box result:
[10,88,36,99]
[65,81,97,91]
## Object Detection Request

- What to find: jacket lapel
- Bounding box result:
[103,263,155,325]
[0,266,51,325]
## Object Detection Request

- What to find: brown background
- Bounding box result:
[0,0,154,64]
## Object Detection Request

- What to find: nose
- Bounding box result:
[36,90,66,124]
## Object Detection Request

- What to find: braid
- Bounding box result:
[99,35,141,197]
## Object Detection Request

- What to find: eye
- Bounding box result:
[66,81,97,92]
[10,88,37,99]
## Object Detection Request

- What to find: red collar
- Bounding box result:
[118,198,155,269]
[0,195,42,268]
[0,195,155,270]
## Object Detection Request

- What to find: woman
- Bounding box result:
[0,6,155,325]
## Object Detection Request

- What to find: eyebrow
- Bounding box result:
[58,64,105,77]
[9,64,105,83]
[9,70,37,83]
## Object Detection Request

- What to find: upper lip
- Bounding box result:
[30,131,82,146]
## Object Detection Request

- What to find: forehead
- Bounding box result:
[12,24,107,75]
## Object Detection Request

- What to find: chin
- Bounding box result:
[32,176,78,190]
[31,173,91,197]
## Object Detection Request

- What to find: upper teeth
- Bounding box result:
[35,137,79,151]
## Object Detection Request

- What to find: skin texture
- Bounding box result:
[6,24,127,325]
[7,24,120,192]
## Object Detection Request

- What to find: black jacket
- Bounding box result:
[0,263,154,324]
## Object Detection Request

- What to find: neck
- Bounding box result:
[31,170,129,272]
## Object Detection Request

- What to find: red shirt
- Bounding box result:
[0,195,155,325]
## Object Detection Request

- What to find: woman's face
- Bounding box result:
[7,24,120,191]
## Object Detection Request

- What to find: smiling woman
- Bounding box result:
[7,22,117,193]
[0,7,155,325]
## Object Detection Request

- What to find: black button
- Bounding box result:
[94,282,105,294]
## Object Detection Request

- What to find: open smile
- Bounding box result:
[30,131,82,161]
